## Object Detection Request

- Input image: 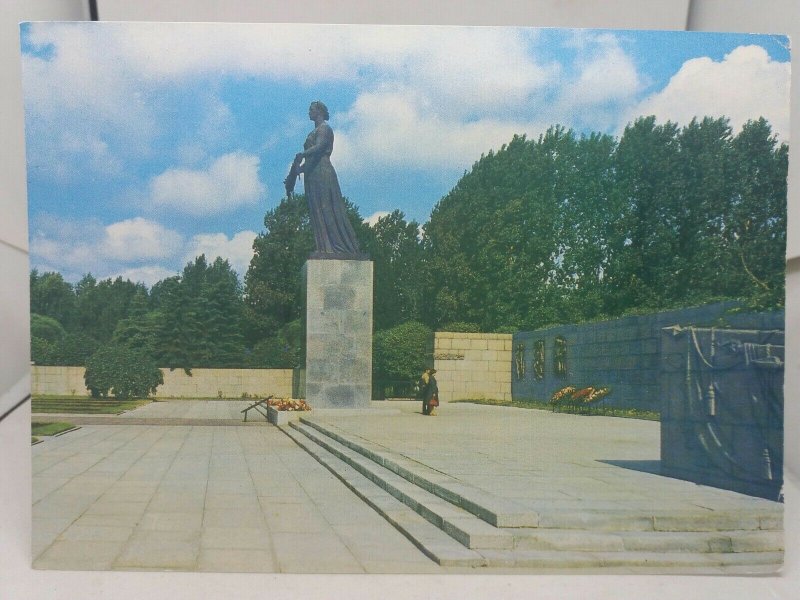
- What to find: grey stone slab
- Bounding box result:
[114,540,199,570]
[729,530,784,552]
[197,549,276,573]
[511,529,625,552]
[592,550,783,569]
[147,492,205,513]
[83,501,149,517]
[35,540,126,571]
[200,527,271,550]
[480,549,602,569]
[652,512,763,532]
[537,511,655,531]
[271,531,364,573]
[360,559,442,573]
[32,477,70,503]
[71,513,144,529]
[202,508,265,529]
[262,502,331,533]
[33,493,97,520]
[59,525,134,543]
[204,493,261,510]
[617,531,733,553]
[205,479,255,495]
[138,511,204,531]
[128,529,201,543]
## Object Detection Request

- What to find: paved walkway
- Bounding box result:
[32,404,442,573]
[32,399,781,573]
[315,401,778,516]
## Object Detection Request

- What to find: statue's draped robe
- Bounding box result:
[303,122,361,256]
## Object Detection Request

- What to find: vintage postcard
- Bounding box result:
[23,22,788,574]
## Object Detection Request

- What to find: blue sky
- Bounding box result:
[21,23,790,287]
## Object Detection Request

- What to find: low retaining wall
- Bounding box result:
[31,366,293,399]
[433,332,512,402]
[512,302,783,411]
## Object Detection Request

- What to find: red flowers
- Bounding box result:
[267,398,311,412]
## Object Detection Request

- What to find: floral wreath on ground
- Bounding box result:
[548,385,610,411]
[267,398,311,411]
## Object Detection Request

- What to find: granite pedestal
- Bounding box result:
[304,259,373,409]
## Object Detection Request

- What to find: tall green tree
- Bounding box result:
[153,255,246,370]
[245,194,314,342]
[73,275,145,343]
[606,117,683,313]
[30,270,76,328]
[729,118,787,309]
[364,210,424,330]
[111,288,159,358]
[244,193,372,341]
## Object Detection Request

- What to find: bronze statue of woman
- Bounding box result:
[287,101,364,258]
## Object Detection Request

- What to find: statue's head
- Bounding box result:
[309,100,330,120]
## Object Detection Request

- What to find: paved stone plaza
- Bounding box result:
[32,400,782,573]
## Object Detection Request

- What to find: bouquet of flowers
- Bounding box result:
[584,386,611,404]
[549,385,611,412]
[549,386,577,410]
[267,398,311,412]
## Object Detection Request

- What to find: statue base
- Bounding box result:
[303,259,373,408]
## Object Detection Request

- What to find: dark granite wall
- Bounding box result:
[660,327,784,501]
[512,302,783,411]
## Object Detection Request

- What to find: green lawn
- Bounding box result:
[451,398,660,421]
[31,396,151,414]
[31,421,77,436]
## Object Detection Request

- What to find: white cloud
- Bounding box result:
[30,216,258,285]
[622,45,790,139]
[562,33,643,108]
[22,25,156,179]
[334,92,547,173]
[182,230,258,277]
[22,23,555,182]
[29,214,185,285]
[113,265,180,287]
[148,152,265,215]
[103,217,184,261]
[364,211,391,226]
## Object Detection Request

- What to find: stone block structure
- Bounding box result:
[303,259,373,408]
[31,366,293,399]
[433,332,512,402]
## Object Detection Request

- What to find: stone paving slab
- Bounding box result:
[32,416,449,573]
[304,401,782,521]
[31,399,783,574]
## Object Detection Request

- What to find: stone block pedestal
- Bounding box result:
[304,259,373,408]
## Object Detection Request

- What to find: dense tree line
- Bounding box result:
[424,116,786,331]
[31,256,246,372]
[31,115,787,379]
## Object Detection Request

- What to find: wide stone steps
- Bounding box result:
[281,424,485,566]
[285,417,783,570]
[289,421,513,550]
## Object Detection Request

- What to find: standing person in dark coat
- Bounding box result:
[419,368,439,416]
